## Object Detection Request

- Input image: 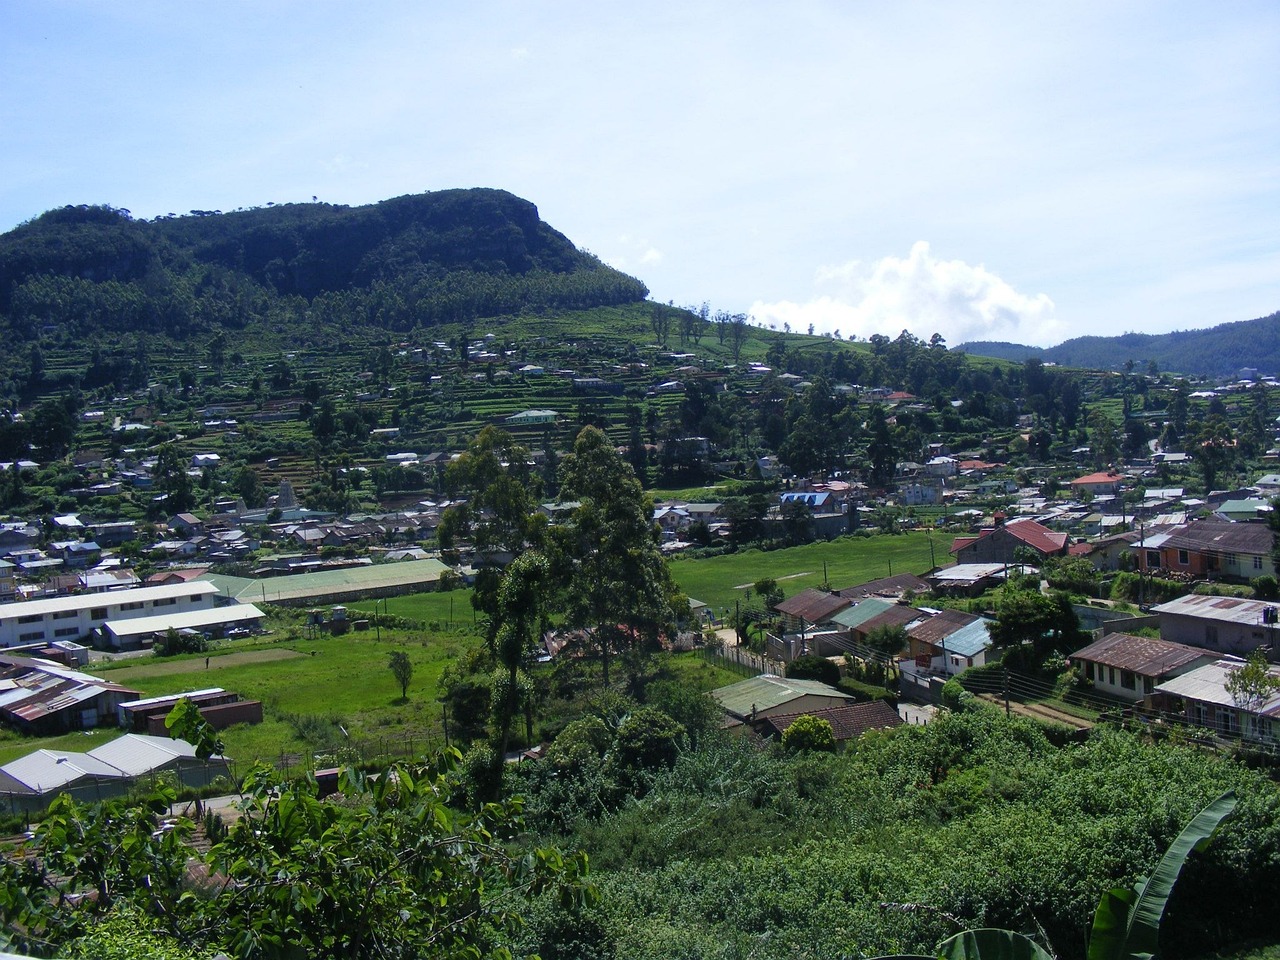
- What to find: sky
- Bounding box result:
[2,1,1277,348]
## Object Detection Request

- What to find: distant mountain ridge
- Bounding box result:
[957,310,1280,377]
[0,188,648,341]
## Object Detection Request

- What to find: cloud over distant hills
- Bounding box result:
[750,241,1062,347]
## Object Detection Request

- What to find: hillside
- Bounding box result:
[959,310,1280,377]
[0,189,649,343]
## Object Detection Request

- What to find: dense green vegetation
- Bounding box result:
[505,708,1279,960]
[959,310,1280,377]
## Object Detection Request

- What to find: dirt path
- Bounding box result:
[102,648,305,681]
[732,572,811,590]
[977,693,1094,730]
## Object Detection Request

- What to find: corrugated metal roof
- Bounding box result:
[105,603,264,639]
[1152,593,1279,626]
[1155,659,1280,715]
[1163,519,1274,555]
[709,675,853,717]
[830,598,896,630]
[858,604,928,635]
[836,573,932,600]
[1071,633,1213,676]
[0,749,125,792]
[0,581,218,620]
[88,734,201,776]
[205,559,449,604]
[774,589,850,624]
[907,609,981,645]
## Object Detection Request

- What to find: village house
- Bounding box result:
[1151,594,1280,657]
[1152,657,1280,741]
[1070,470,1125,497]
[950,515,1069,566]
[1134,518,1277,582]
[1070,633,1218,700]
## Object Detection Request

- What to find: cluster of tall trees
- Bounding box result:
[437,425,687,773]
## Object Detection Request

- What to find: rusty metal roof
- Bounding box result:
[1070,632,1215,676]
[773,589,850,624]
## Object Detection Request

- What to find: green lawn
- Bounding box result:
[346,589,478,631]
[669,531,940,611]
[92,629,481,765]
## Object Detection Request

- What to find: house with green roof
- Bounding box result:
[708,675,854,729]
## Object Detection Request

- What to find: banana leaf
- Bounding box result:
[1087,790,1237,960]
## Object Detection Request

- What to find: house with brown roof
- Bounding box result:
[757,701,903,743]
[950,515,1069,566]
[1069,633,1218,701]
[1135,518,1277,582]
[773,589,852,633]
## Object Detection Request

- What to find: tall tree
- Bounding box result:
[553,426,682,690]
[491,551,550,757]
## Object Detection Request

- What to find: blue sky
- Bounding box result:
[2,1,1277,347]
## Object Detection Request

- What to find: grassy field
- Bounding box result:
[89,628,481,766]
[669,531,940,611]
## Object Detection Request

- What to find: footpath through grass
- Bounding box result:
[669,531,939,611]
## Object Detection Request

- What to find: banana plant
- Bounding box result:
[1087,790,1236,960]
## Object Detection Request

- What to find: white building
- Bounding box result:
[0,582,219,648]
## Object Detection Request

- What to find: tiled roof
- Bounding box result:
[760,701,903,740]
[1002,519,1070,554]
[1072,471,1124,486]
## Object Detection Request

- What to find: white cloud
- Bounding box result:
[750,242,1063,347]
[639,247,663,265]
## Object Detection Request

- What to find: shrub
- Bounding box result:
[1251,575,1279,600]
[781,715,836,753]
[612,707,685,774]
[786,654,841,687]
[941,678,973,711]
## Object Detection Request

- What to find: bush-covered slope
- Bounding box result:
[959,310,1280,377]
[0,189,648,341]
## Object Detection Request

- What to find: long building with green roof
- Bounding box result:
[200,558,450,607]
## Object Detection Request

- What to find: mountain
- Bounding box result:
[0,189,648,341]
[957,310,1280,377]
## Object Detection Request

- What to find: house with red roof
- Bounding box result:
[949,514,1069,566]
[1070,471,1124,497]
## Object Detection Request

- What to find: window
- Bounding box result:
[1109,667,1117,686]
[18,631,44,642]
[1255,556,1265,570]
[1177,549,1190,565]
[54,627,79,638]
[90,608,107,620]
[1143,677,1154,694]
[120,602,143,611]
[1146,550,1160,567]
[1120,670,1136,690]
[17,614,42,624]
[1227,553,1238,567]
[52,610,77,620]
[152,598,176,607]
[1085,662,1095,681]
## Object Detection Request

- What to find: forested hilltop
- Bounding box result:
[0,189,648,344]
[958,310,1280,377]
